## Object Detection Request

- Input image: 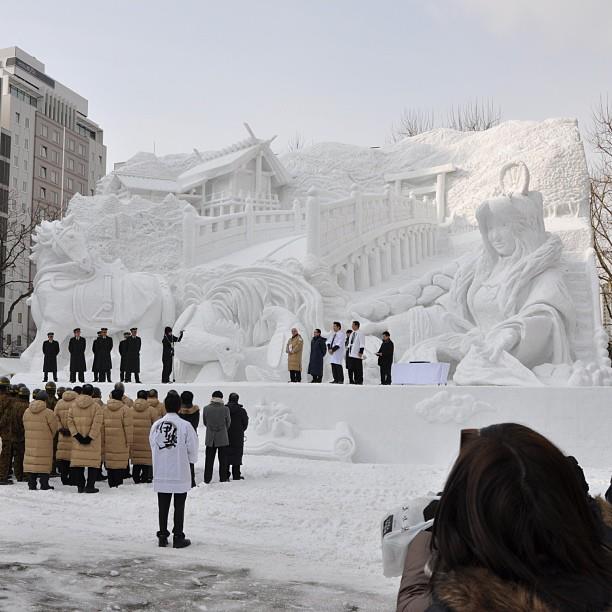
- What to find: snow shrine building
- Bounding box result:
[102,124,292,214]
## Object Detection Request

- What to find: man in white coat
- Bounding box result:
[326,321,344,384]
[347,320,366,385]
[150,391,199,549]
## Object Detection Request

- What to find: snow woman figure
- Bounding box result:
[404,162,575,385]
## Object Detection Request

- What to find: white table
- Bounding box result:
[391,362,449,385]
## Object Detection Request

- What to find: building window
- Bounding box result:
[40,186,46,199]
[41,145,48,158]
[53,131,59,143]
[79,163,85,176]
[13,156,18,167]
[78,182,83,193]
[17,313,22,324]
[51,170,58,184]
[98,155,102,165]
[14,134,19,146]
[51,151,58,163]
[68,139,75,151]
[25,118,29,129]
[16,336,21,347]
[40,166,47,179]
[67,158,74,170]
[52,191,58,204]
[12,177,17,188]
[78,143,86,156]
[41,125,48,137]
[6,334,11,345]
[66,178,73,190]
[24,139,29,150]
[15,112,20,124]
[24,159,28,172]
[22,181,27,192]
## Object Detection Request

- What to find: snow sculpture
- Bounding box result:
[415,390,496,423]
[173,263,324,382]
[20,215,174,376]
[365,162,581,386]
[245,400,356,462]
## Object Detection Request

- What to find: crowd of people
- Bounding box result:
[295,320,395,385]
[0,379,249,495]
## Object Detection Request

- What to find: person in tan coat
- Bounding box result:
[54,388,79,485]
[23,390,58,491]
[147,389,165,420]
[103,388,133,488]
[130,389,156,483]
[67,384,103,494]
[285,328,304,382]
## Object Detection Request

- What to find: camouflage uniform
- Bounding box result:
[0,383,26,482]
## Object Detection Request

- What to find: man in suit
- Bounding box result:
[118,332,130,383]
[326,322,344,384]
[201,390,231,484]
[125,327,142,383]
[162,327,183,384]
[376,331,394,385]
[42,332,60,383]
[91,331,102,382]
[95,328,113,383]
[347,321,366,385]
[68,328,86,383]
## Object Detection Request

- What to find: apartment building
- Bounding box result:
[0,46,106,352]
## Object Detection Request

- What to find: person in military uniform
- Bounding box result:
[68,328,87,383]
[118,332,130,383]
[6,386,30,483]
[0,376,16,484]
[162,327,183,384]
[94,328,113,383]
[91,331,102,382]
[125,327,142,383]
[42,332,60,383]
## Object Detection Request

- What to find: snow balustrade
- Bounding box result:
[306,185,440,291]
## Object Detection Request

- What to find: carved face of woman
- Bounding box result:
[487,222,516,257]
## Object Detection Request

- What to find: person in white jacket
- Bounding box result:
[326,321,345,384]
[149,391,199,549]
[347,320,366,385]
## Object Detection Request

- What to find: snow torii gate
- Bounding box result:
[384,164,456,224]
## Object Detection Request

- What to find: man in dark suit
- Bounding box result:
[68,328,86,383]
[125,327,142,383]
[91,331,101,382]
[42,332,60,383]
[95,328,113,383]
[118,331,130,382]
[376,331,394,385]
[162,327,183,384]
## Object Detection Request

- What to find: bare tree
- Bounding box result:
[286,131,308,153]
[590,97,612,332]
[447,98,501,132]
[0,190,45,337]
[389,108,435,142]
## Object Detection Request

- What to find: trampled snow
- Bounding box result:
[1,444,609,611]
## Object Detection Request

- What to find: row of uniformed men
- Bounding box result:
[0,379,168,492]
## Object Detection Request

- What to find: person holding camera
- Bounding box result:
[396,423,612,612]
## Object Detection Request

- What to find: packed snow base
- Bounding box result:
[2,449,610,611]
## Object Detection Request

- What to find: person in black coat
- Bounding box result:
[118,332,130,383]
[93,328,113,383]
[91,331,101,382]
[42,332,60,382]
[179,390,199,488]
[226,392,249,481]
[68,328,86,383]
[375,331,394,385]
[125,328,141,383]
[307,329,327,383]
[162,327,183,384]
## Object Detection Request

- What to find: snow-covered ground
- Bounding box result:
[2,445,610,611]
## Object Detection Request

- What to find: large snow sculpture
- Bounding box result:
[20,215,174,376]
[365,163,578,385]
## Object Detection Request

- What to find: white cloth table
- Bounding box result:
[391,362,449,385]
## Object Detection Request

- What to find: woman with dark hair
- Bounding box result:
[397,423,612,612]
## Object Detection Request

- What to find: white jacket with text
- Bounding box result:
[149,413,199,494]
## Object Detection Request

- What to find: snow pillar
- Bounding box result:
[293,199,302,233]
[245,198,255,244]
[182,205,198,268]
[436,172,446,224]
[306,187,321,258]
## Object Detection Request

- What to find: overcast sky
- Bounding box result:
[5,0,612,169]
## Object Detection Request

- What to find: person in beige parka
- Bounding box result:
[67,384,103,493]
[54,388,79,485]
[23,390,58,490]
[130,389,156,483]
[147,388,165,420]
[103,388,134,488]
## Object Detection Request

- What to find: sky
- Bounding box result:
[4,0,612,169]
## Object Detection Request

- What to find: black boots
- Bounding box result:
[40,475,54,490]
[157,531,169,547]
[173,535,191,549]
[28,474,37,490]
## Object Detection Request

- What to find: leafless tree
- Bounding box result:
[0,190,46,336]
[590,97,612,331]
[447,99,501,132]
[286,131,308,153]
[389,108,435,142]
